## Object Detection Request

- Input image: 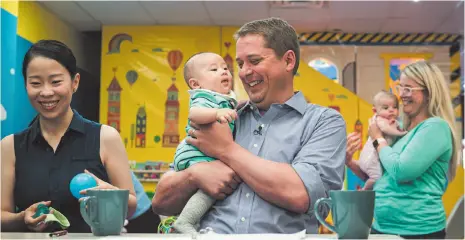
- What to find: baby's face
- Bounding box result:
[375,97,399,121]
[192,53,232,95]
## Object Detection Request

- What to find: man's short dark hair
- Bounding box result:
[234,17,300,75]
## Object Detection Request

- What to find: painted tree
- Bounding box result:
[130,123,135,148]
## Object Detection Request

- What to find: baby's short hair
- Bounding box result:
[183,52,217,89]
[373,90,399,108]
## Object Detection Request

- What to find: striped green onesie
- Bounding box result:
[174,89,237,172]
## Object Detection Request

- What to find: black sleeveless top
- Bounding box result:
[13,110,110,233]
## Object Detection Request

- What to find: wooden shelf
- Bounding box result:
[139,178,160,183]
[132,169,168,174]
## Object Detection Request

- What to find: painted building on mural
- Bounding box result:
[107,68,122,132]
[162,84,180,148]
[136,105,147,148]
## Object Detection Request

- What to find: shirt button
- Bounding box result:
[246,193,250,198]
[253,144,258,148]
[241,217,246,222]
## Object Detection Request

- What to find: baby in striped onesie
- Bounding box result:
[172,52,237,234]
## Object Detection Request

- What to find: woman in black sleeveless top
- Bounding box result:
[1,40,137,233]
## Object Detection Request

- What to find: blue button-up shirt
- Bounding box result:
[199,91,346,234]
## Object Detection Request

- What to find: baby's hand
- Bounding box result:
[216,109,237,124]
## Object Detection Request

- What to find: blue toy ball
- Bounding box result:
[69,173,97,199]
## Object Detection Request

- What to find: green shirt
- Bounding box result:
[173,89,237,171]
[372,117,453,235]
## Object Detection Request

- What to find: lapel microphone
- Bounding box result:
[253,124,265,136]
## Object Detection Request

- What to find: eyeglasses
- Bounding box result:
[395,85,424,96]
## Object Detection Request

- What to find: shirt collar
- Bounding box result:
[29,109,86,143]
[238,91,307,116]
[283,91,307,115]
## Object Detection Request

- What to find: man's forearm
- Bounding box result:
[151,170,197,216]
[1,211,27,232]
[220,144,309,213]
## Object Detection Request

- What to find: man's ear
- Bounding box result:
[283,50,296,73]
[188,78,200,89]
[372,107,377,114]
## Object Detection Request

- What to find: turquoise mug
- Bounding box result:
[314,190,375,239]
[80,189,129,236]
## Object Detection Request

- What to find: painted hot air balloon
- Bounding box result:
[126,70,138,86]
[167,50,183,82]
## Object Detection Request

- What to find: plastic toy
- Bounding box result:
[69,173,97,199]
[33,203,50,218]
[32,204,70,229]
[158,216,177,234]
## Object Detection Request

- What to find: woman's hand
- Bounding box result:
[79,170,118,198]
[345,132,369,181]
[23,201,52,232]
[346,132,361,165]
[368,116,383,140]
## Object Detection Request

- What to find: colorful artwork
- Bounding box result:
[136,105,147,148]
[328,93,340,112]
[162,84,180,148]
[388,58,424,99]
[107,33,132,54]
[126,70,138,86]
[309,58,338,83]
[354,119,363,150]
[167,50,183,82]
[130,124,135,148]
[107,68,122,132]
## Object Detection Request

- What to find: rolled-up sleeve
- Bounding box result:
[291,109,346,217]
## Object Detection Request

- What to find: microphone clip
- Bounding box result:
[253,124,265,136]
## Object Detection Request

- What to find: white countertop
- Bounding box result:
[1,232,403,239]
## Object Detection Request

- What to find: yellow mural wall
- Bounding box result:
[101,26,462,220]
[13,1,87,70]
[101,26,223,192]
[101,25,373,193]
[1,0,18,16]
[17,1,79,45]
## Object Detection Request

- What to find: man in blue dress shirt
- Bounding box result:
[152,17,346,234]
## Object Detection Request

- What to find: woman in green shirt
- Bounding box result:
[346,61,461,239]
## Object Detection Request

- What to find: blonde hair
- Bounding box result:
[401,61,461,181]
